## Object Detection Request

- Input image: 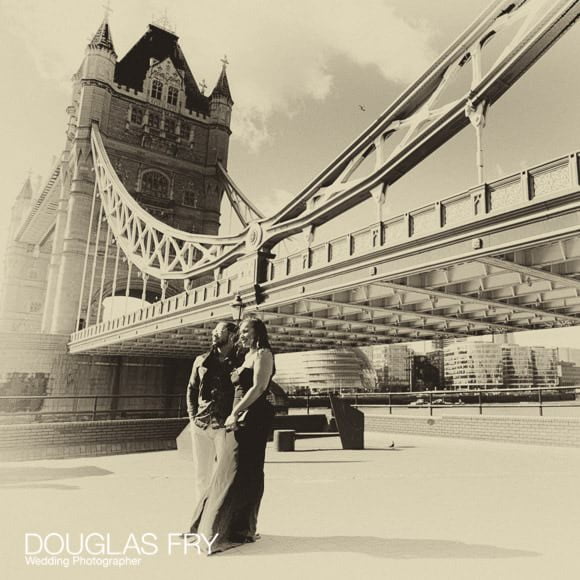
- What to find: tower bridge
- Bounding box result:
[70,147,580,356]
[66,0,580,357]
[1,0,579,405]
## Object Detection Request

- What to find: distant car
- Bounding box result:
[409,398,426,406]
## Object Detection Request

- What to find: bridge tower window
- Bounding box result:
[165,118,176,134]
[167,86,179,106]
[148,113,160,129]
[140,171,170,198]
[151,79,163,100]
[131,107,143,124]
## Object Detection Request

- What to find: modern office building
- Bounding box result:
[502,345,534,389]
[443,342,504,390]
[412,350,445,391]
[357,344,412,391]
[532,346,558,389]
[557,347,580,366]
[558,361,580,386]
[443,342,559,391]
[273,349,375,394]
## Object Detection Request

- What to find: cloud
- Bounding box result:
[186,0,435,150]
[1,0,435,150]
[260,188,295,216]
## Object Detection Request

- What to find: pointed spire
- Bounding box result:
[211,56,232,102]
[88,17,116,56]
[17,176,33,201]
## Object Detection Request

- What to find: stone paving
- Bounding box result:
[1,432,579,580]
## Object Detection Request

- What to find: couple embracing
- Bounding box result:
[185,317,275,554]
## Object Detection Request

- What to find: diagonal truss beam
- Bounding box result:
[304,297,513,334]
[217,162,264,227]
[478,256,580,291]
[261,0,579,246]
[371,280,580,326]
[86,1,579,283]
[260,306,467,340]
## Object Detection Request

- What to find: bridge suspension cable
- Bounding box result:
[217,162,264,227]
[90,124,250,282]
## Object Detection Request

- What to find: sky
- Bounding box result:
[0,0,579,348]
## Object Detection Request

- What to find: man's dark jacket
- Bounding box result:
[186,348,239,427]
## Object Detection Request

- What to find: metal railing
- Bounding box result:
[287,385,580,417]
[0,394,187,424]
[1,385,578,424]
[268,152,580,282]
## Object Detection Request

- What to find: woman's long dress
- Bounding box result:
[188,357,275,551]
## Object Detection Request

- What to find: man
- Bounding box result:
[186,321,241,534]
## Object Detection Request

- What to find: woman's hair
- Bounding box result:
[240,316,272,351]
[223,321,238,334]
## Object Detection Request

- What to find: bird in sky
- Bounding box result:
[358,104,367,111]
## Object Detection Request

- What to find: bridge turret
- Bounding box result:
[208,58,233,167]
[210,58,233,126]
[46,15,118,334]
[82,17,117,84]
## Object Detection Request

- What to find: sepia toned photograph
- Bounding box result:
[0,1,579,578]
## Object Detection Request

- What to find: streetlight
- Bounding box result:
[231,293,245,324]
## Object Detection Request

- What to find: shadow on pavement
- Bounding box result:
[2,482,81,490]
[0,465,113,485]
[266,460,366,464]
[219,535,538,559]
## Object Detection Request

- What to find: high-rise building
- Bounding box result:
[558,361,580,386]
[442,341,559,391]
[412,351,444,391]
[443,342,503,390]
[557,347,580,366]
[532,346,558,389]
[502,345,534,389]
[357,344,411,391]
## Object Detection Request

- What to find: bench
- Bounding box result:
[274,396,364,451]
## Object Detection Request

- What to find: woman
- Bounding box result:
[223,316,275,545]
[188,316,275,553]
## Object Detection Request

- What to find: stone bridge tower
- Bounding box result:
[0,15,233,407]
[43,17,234,334]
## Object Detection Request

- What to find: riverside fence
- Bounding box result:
[1,385,579,424]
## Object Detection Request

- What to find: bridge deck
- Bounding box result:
[2,432,578,580]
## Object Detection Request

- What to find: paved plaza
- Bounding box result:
[1,432,579,580]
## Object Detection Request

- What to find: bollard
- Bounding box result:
[274,429,295,452]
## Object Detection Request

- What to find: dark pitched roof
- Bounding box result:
[89,19,116,56]
[114,24,209,115]
[211,65,233,103]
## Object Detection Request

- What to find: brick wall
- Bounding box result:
[365,413,580,447]
[0,333,68,375]
[0,418,188,461]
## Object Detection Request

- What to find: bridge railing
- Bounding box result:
[71,272,239,342]
[268,151,579,281]
[0,394,187,424]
